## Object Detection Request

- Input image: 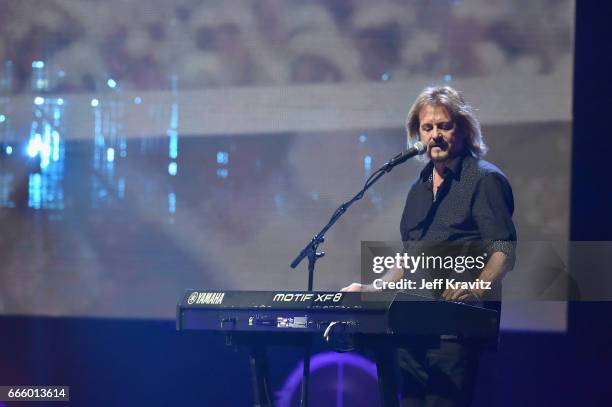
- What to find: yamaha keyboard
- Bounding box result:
[177,290,499,341]
[177,290,499,407]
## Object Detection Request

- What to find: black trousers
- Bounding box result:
[397,340,481,407]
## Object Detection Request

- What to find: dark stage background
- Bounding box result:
[2,0,612,406]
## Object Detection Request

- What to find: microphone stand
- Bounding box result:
[289,152,408,407]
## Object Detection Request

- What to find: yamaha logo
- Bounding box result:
[186,291,226,305]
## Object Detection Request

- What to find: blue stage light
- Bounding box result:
[168,192,176,213]
[364,155,372,171]
[217,151,229,164]
[106,148,115,162]
[168,162,178,176]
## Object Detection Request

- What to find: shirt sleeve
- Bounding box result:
[472,173,517,262]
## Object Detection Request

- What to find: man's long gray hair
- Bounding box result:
[406,86,487,158]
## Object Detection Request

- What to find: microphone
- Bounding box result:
[384,141,428,169]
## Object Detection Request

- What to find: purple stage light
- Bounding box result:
[277,351,380,407]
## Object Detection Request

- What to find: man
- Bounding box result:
[343,86,516,406]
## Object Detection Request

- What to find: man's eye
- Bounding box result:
[439,122,454,130]
[422,125,432,131]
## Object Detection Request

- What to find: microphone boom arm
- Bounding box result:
[290,146,421,290]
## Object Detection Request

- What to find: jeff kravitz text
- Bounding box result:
[372,278,492,291]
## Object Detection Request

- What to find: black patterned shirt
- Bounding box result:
[400,152,517,302]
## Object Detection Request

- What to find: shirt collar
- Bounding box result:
[419,151,468,182]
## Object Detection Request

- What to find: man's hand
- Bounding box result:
[442,287,484,302]
[340,282,378,292]
[341,282,364,292]
[441,251,508,302]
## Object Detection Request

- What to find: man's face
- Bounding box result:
[418,105,463,163]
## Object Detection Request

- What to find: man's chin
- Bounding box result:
[430,151,449,162]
